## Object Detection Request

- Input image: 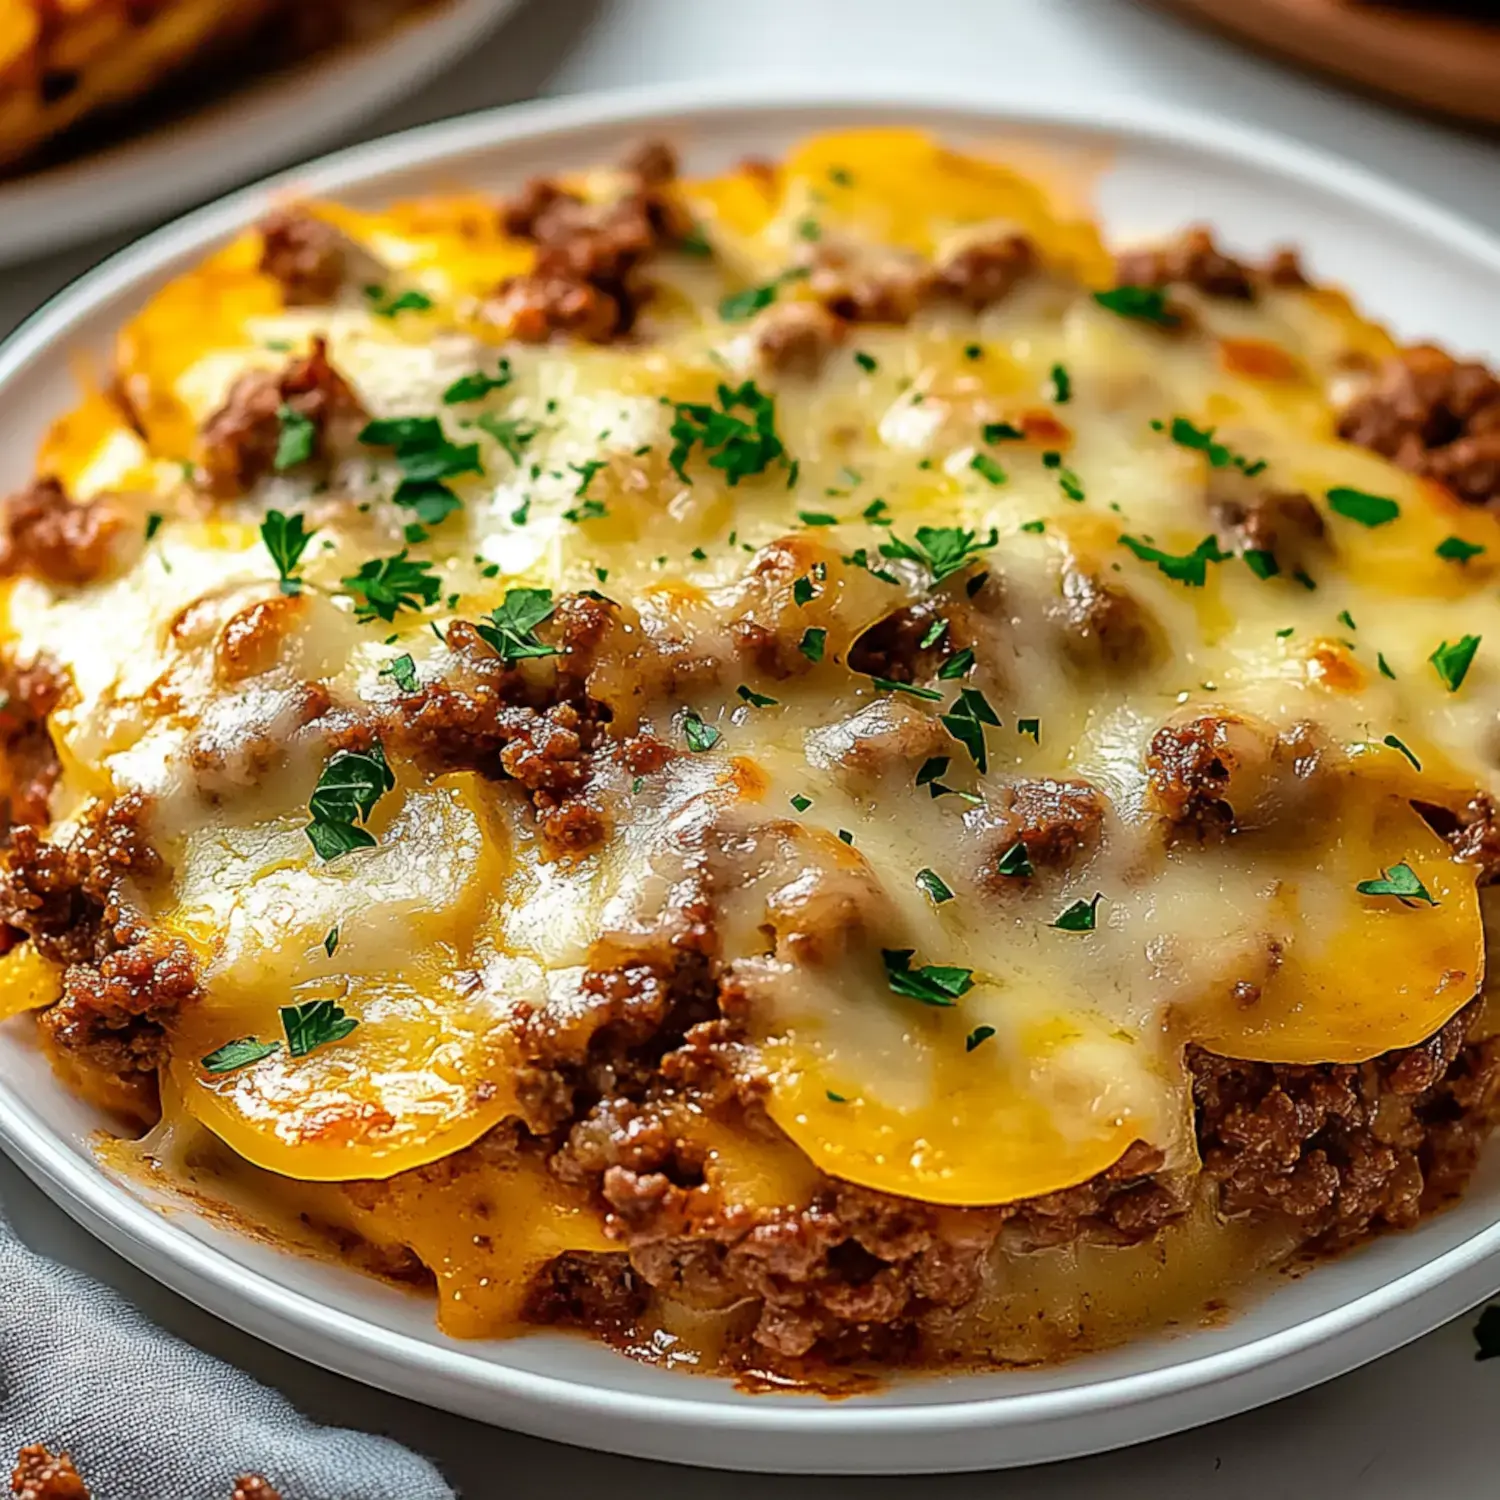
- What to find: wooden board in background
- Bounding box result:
[1156,0,1500,128]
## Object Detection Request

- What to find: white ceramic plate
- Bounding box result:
[2,83,1500,1476]
[0,0,520,268]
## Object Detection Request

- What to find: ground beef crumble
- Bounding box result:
[490,139,695,343]
[0,654,65,844]
[0,477,127,587]
[257,206,353,306]
[197,335,367,499]
[1337,345,1500,507]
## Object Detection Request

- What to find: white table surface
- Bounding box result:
[4,1,1500,1494]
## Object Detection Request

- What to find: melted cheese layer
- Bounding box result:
[4,128,1494,1233]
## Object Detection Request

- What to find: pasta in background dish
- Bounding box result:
[2,128,1499,1384]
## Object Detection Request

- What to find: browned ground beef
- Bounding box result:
[0,477,126,587]
[0,654,65,843]
[490,140,694,344]
[197,336,366,499]
[10,1446,88,1500]
[1337,345,1500,507]
[257,207,350,306]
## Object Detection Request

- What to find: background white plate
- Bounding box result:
[2,82,1500,1476]
[0,0,521,268]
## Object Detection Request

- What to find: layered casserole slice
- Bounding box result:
[2,129,1499,1377]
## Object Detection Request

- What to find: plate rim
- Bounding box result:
[0,0,521,267]
[4,75,1500,1460]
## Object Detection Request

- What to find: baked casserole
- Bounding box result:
[3,129,1500,1380]
[0,1,442,171]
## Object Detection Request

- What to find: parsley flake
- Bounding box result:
[916,867,954,904]
[1093,285,1179,326]
[880,525,998,586]
[1356,862,1436,907]
[1327,486,1400,528]
[1381,734,1421,771]
[273,405,316,472]
[670,381,787,486]
[1049,363,1072,404]
[799,510,839,526]
[379,653,419,693]
[938,647,974,680]
[970,452,1007,486]
[305,742,395,861]
[941,687,1000,773]
[737,684,779,708]
[1430,635,1481,692]
[341,551,441,622]
[363,285,433,318]
[1119,533,1228,586]
[200,1037,281,1075]
[260,510,315,596]
[869,676,943,701]
[1155,416,1266,477]
[790,793,813,812]
[1051,894,1102,932]
[1017,717,1040,742]
[854,351,878,373]
[443,362,512,404]
[965,1025,996,1053]
[476,413,537,465]
[1437,535,1485,564]
[476,588,559,662]
[1377,651,1396,679]
[996,841,1034,879]
[799,627,827,662]
[881,949,974,1007]
[280,998,360,1057]
[683,713,720,753]
[323,925,340,957]
[1244,548,1279,580]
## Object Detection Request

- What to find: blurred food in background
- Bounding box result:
[0,1,446,175]
[1154,0,1500,126]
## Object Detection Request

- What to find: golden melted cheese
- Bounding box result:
[5,129,1496,1305]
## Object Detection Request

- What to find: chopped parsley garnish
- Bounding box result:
[1430,635,1481,692]
[1092,285,1178,326]
[1153,416,1266,477]
[280,998,360,1057]
[341,551,441,622]
[965,1025,996,1053]
[1051,894,1102,931]
[870,676,942,701]
[941,687,1000,773]
[938,647,974,680]
[1055,465,1085,502]
[1049,363,1072,404]
[1356,862,1436,907]
[443,361,512,404]
[825,1089,848,1103]
[476,413,537,465]
[880,524,998,586]
[862,497,890,524]
[670,381,786,486]
[1244,548,1279,580]
[799,627,827,662]
[1338,610,1357,631]
[838,829,855,845]
[920,620,949,650]
[683,712,720,752]
[916,867,955,904]
[475,588,558,662]
[273,405,316,472]
[305,741,396,861]
[260,509,315,596]
[1327,486,1399,528]
[1118,533,1228,587]
[678,224,713,257]
[359,415,481,527]
[1381,733,1421,771]
[799,510,839,526]
[793,575,816,606]
[964,343,984,361]
[1378,652,1396,679]
[379,653,419,692]
[983,421,1025,444]
[854,351,878,373]
[1437,535,1485,564]
[144,511,164,542]
[969,452,1007,486]
[323,925,340,957]
[790,793,813,812]
[363,285,433,318]
[737,684,778,707]
[1019,519,1045,534]
[996,841,1034,878]
[828,166,855,187]
[569,459,607,497]
[881,949,973,1007]
[1017,717,1040,742]
[1276,626,1295,639]
[200,1037,281,1075]
[718,279,784,323]
[916,756,949,789]
[563,497,608,523]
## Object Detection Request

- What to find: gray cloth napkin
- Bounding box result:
[0,1209,455,1500]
